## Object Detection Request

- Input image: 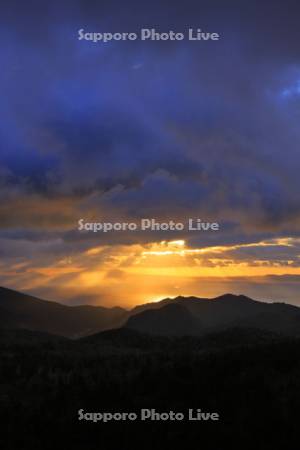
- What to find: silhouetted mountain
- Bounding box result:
[1,287,300,339]
[126,303,199,336]
[125,294,300,336]
[0,287,128,338]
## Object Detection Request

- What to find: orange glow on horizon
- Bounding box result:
[5,236,300,307]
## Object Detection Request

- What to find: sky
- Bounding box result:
[1,0,300,307]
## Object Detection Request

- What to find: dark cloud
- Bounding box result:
[1,0,300,303]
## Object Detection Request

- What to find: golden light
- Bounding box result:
[10,236,300,307]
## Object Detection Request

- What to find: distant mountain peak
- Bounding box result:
[213,293,259,303]
[1,286,300,339]
[124,293,300,337]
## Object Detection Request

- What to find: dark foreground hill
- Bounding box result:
[0,287,128,338]
[0,327,299,450]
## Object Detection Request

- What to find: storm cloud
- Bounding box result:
[1,0,300,304]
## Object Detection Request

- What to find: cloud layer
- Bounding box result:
[1,0,300,304]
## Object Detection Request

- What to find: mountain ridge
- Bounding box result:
[1,286,300,338]
[125,293,300,337]
[0,286,129,338]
